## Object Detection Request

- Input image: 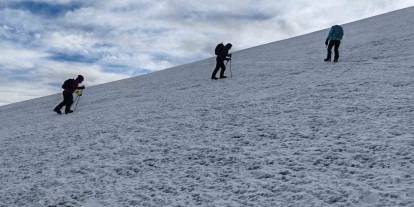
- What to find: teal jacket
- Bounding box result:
[326,25,344,41]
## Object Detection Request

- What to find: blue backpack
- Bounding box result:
[329,25,344,40]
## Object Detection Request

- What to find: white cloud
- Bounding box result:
[0,44,48,70]
[0,82,55,106]
[44,32,98,52]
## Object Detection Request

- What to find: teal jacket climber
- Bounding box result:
[325,25,344,44]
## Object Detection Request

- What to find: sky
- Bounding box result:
[0,0,413,106]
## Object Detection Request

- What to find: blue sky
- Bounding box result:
[1,0,413,105]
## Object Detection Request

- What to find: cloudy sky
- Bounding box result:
[1,0,413,105]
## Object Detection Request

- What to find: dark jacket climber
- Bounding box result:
[212,43,232,79]
[54,75,85,114]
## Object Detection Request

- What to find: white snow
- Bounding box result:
[1,7,414,207]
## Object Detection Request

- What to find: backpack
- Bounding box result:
[61,79,73,90]
[215,43,224,55]
[331,25,344,40]
[336,26,344,39]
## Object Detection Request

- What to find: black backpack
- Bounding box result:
[61,79,73,90]
[215,43,224,55]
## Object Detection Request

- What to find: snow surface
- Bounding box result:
[1,7,414,207]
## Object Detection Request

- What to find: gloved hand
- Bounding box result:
[75,89,83,96]
[78,86,85,90]
[325,39,329,46]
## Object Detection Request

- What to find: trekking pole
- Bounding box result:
[73,96,80,111]
[73,89,83,111]
[229,59,232,78]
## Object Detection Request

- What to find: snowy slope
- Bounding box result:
[1,7,414,207]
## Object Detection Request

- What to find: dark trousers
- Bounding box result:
[326,40,341,61]
[54,91,73,112]
[212,58,226,78]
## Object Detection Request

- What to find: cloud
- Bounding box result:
[0,0,414,105]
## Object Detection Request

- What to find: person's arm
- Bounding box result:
[76,82,85,90]
[223,50,231,60]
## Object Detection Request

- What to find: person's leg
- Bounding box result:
[211,58,221,79]
[63,91,74,113]
[325,41,335,61]
[54,92,66,113]
[334,40,341,62]
[219,61,227,78]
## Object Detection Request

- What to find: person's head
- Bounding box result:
[225,43,232,50]
[76,75,84,83]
